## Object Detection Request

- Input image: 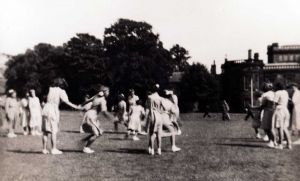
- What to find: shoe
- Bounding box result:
[51,149,63,155]
[42,149,49,154]
[177,129,182,135]
[267,141,275,148]
[282,141,287,145]
[132,136,140,141]
[157,148,161,155]
[172,146,181,152]
[263,135,269,142]
[293,139,300,145]
[7,133,17,138]
[255,133,261,139]
[23,131,28,136]
[31,131,36,136]
[83,147,95,154]
[149,148,154,155]
[275,144,283,150]
[287,145,292,150]
[139,131,147,135]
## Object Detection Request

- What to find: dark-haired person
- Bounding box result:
[145,84,163,155]
[259,83,276,147]
[41,78,81,155]
[5,89,19,138]
[272,82,292,149]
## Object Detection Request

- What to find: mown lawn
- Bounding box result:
[0,112,299,181]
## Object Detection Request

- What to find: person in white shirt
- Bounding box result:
[272,82,292,149]
[259,83,276,147]
[290,83,300,144]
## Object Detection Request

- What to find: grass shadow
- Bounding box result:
[215,143,267,148]
[103,148,147,155]
[62,130,81,134]
[219,137,265,143]
[60,149,83,153]
[7,149,42,154]
[104,130,127,135]
[108,137,126,141]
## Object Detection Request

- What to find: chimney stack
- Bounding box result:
[248,49,252,60]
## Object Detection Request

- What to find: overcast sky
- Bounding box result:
[1,0,300,72]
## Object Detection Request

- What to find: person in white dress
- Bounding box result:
[272,82,292,149]
[5,89,20,138]
[127,100,145,141]
[128,89,139,108]
[20,93,30,135]
[291,83,300,144]
[28,89,42,136]
[41,78,81,155]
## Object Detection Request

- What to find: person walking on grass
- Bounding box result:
[20,93,30,135]
[41,78,81,155]
[259,83,276,148]
[127,100,145,141]
[272,82,292,150]
[222,100,230,121]
[5,89,19,138]
[28,89,43,136]
[290,83,300,144]
[145,84,164,155]
[114,93,127,132]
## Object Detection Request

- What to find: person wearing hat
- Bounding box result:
[291,83,300,144]
[5,89,19,138]
[41,78,81,155]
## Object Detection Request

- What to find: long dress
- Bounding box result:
[259,91,275,130]
[29,97,42,129]
[146,92,163,135]
[42,87,69,134]
[272,90,290,128]
[292,89,300,130]
[20,98,30,128]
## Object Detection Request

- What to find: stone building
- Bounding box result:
[220,43,300,112]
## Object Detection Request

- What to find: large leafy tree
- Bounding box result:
[170,44,190,71]
[179,63,220,112]
[103,19,174,99]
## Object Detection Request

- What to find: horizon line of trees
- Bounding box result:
[4,18,220,112]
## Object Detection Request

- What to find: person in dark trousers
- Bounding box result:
[244,103,255,121]
[203,104,211,118]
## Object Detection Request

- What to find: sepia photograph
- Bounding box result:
[0,0,300,180]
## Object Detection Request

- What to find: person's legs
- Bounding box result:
[283,127,292,149]
[51,132,57,150]
[42,133,48,150]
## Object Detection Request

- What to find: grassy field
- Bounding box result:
[0,112,300,181]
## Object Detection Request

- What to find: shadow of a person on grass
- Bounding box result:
[215,143,268,149]
[103,148,147,155]
[7,149,83,154]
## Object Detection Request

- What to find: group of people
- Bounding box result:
[0,89,42,138]
[0,78,182,155]
[246,81,300,150]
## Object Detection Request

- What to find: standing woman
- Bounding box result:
[5,89,20,138]
[259,83,276,148]
[28,89,43,136]
[291,83,300,144]
[128,88,139,109]
[20,93,30,135]
[41,78,81,154]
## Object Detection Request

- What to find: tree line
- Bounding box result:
[5,19,220,112]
